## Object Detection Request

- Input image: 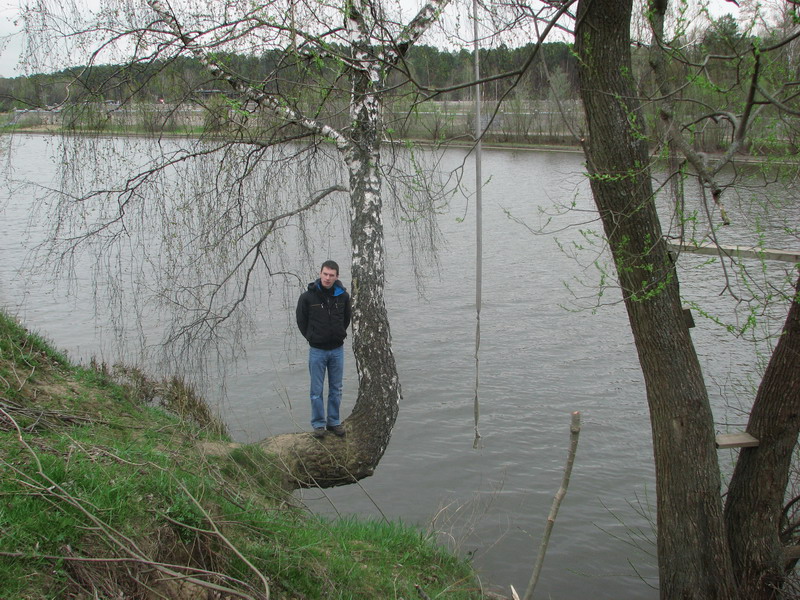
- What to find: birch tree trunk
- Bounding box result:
[140,0,448,489]
[255,0,445,488]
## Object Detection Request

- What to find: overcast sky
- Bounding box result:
[0,0,744,79]
[0,0,21,77]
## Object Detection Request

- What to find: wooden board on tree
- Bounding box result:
[715,432,760,449]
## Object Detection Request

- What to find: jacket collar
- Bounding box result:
[313,278,346,297]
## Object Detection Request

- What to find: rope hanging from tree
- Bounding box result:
[472,0,483,450]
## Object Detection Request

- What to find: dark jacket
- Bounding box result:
[296,279,351,350]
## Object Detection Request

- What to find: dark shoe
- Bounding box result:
[312,427,326,439]
[327,424,346,437]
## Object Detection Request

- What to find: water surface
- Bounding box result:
[2,134,795,598]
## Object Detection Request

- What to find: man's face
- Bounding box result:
[320,266,338,289]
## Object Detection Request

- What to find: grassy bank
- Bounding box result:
[0,310,484,599]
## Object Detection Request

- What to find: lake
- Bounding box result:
[2,133,797,598]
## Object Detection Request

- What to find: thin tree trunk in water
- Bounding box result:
[575,1,737,597]
[725,274,800,599]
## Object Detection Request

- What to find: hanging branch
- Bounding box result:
[523,411,582,600]
[646,0,767,227]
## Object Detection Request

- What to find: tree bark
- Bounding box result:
[575,1,737,597]
[724,274,800,599]
[256,155,400,489]
[258,0,412,489]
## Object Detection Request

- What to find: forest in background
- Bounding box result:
[2,13,797,154]
[3,42,579,109]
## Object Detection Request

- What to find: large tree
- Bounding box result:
[18,0,451,490]
[575,0,800,598]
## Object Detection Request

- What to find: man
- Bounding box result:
[296,260,351,439]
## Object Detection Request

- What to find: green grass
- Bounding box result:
[0,310,483,599]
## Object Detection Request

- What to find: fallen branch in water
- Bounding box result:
[523,410,582,600]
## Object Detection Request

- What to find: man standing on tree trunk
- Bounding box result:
[296,260,351,439]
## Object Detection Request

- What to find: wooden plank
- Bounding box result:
[668,242,800,264]
[716,432,759,449]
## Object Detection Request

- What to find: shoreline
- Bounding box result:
[3,126,794,166]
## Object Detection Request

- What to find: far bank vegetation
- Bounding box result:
[3,13,798,156]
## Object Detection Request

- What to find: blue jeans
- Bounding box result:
[308,346,344,429]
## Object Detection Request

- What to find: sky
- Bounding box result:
[0,0,21,77]
[0,0,745,79]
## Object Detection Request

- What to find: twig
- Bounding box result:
[415,583,432,599]
[0,397,104,431]
[173,478,271,599]
[0,549,258,599]
[523,411,581,600]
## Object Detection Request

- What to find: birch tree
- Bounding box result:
[17,0,451,489]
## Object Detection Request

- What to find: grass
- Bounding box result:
[0,310,484,599]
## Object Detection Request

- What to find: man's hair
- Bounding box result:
[321,260,339,275]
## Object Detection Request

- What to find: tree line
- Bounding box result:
[0,13,767,116]
[2,43,576,110]
[4,12,795,156]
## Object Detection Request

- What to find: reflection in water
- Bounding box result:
[1,135,796,599]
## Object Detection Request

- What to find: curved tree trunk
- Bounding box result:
[258,150,400,490]
[575,1,737,597]
[724,274,800,599]
[258,0,401,490]
[259,133,400,490]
